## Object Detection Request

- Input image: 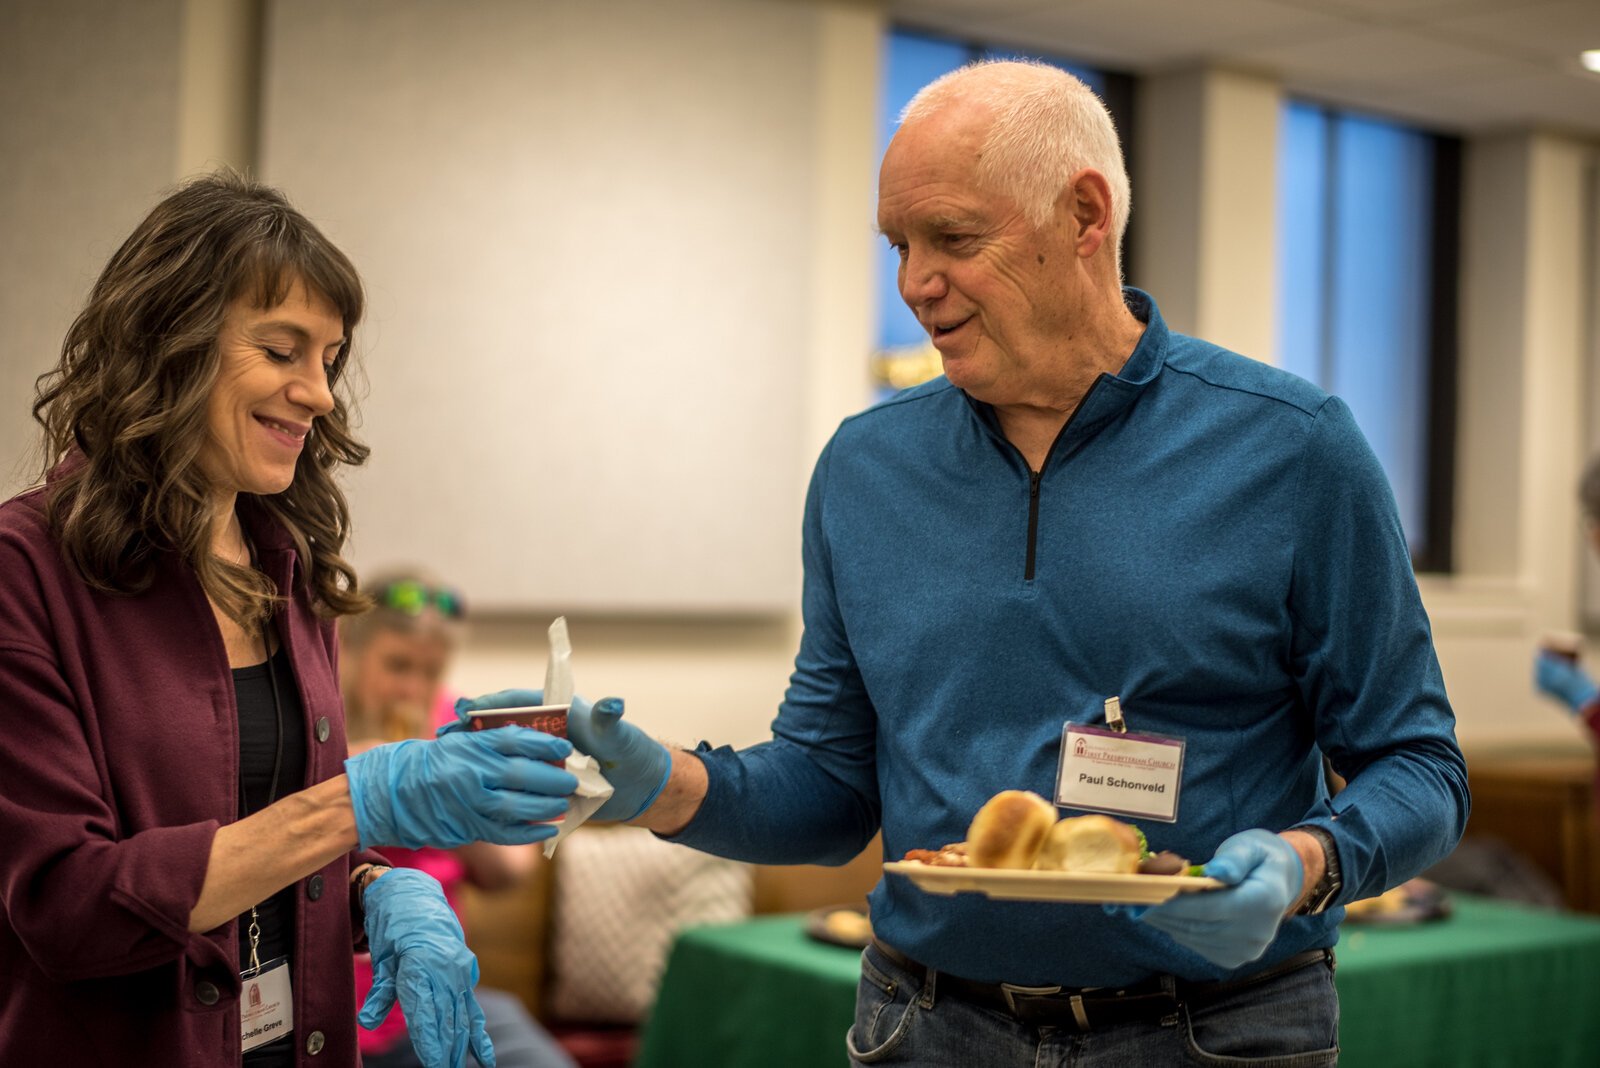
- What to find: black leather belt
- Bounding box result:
[869,939,1332,1032]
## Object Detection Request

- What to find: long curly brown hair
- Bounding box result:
[32,170,371,626]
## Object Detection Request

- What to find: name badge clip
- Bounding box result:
[1055,695,1186,823]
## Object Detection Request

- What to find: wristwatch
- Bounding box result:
[352,864,391,905]
[1292,825,1343,915]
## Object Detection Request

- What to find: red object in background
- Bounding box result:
[547,1024,640,1068]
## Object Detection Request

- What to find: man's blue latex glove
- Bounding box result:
[1534,650,1599,713]
[569,695,671,821]
[361,868,494,1068]
[345,729,577,850]
[1107,829,1304,970]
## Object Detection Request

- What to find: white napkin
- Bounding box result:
[539,616,616,856]
[543,752,615,857]
[544,617,574,706]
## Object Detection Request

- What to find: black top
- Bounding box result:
[234,643,307,1068]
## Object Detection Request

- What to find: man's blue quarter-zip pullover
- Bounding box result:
[673,289,1468,987]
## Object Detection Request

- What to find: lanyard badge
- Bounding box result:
[1055,696,1186,823]
[240,944,294,1052]
[237,615,294,1052]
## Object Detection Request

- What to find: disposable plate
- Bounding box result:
[884,861,1222,905]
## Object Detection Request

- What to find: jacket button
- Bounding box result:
[195,980,220,1005]
[307,874,324,900]
[306,1030,326,1055]
[315,717,331,742]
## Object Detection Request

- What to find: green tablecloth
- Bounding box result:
[636,896,1600,1068]
[1334,895,1600,1066]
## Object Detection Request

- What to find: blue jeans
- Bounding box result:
[361,988,577,1068]
[847,944,1339,1067]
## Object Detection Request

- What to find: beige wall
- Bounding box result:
[1135,67,1280,362]
[259,0,863,615]
[440,0,883,749]
[2,1,1598,752]
[0,0,186,491]
[1438,131,1599,748]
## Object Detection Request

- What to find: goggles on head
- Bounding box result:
[375,580,465,619]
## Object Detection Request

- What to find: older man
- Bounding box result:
[470,60,1469,1065]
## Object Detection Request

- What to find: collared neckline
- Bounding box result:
[962,287,1169,469]
[236,495,302,595]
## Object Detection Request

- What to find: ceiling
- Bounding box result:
[888,0,1600,140]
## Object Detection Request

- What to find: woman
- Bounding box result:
[0,172,576,1068]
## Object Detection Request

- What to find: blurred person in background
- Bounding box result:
[0,172,576,1068]
[1532,455,1600,797]
[341,569,576,1068]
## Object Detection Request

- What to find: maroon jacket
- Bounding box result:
[0,485,379,1066]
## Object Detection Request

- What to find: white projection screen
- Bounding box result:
[259,0,825,614]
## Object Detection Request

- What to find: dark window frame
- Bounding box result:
[1418,134,1460,574]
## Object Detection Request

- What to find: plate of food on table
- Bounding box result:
[885,789,1223,905]
[1341,877,1452,925]
[804,905,874,948]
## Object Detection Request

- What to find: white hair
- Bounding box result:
[901,60,1130,257]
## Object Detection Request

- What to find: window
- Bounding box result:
[872,27,1132,394]
[1276,102,1460,571]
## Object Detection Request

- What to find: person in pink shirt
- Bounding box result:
[342,569,576,1068]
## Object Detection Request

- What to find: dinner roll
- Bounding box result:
[966,790,1057,869]
[1034,814,1142,873]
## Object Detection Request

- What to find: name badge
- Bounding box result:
[240,957,294,1053]
[1056,724,1185,823]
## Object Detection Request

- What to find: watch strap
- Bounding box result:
[1292,824,1342,915]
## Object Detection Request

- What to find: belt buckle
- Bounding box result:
[1000,982,1085,1026]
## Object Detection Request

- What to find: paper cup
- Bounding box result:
[466,704,570,776]
[1541,631,1584,664]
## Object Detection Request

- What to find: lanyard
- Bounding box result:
[240,535,286,978]
[236,590,286,815]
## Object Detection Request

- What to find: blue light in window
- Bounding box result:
[1276,102,1436,555]
[877,31,971,354]
[1275,102,1327,388]
[1329,115,1434,550]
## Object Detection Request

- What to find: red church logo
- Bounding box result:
[248,983,261,1008]
[1073,738,1088,757]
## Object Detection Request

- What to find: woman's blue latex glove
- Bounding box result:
[1534,650,1599,713]
[1106,829,1304,970]
[568,695,671,821]
[361,868,494,1068]
[344,730,577,850]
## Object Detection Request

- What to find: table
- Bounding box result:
[637,896,1600,1068]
